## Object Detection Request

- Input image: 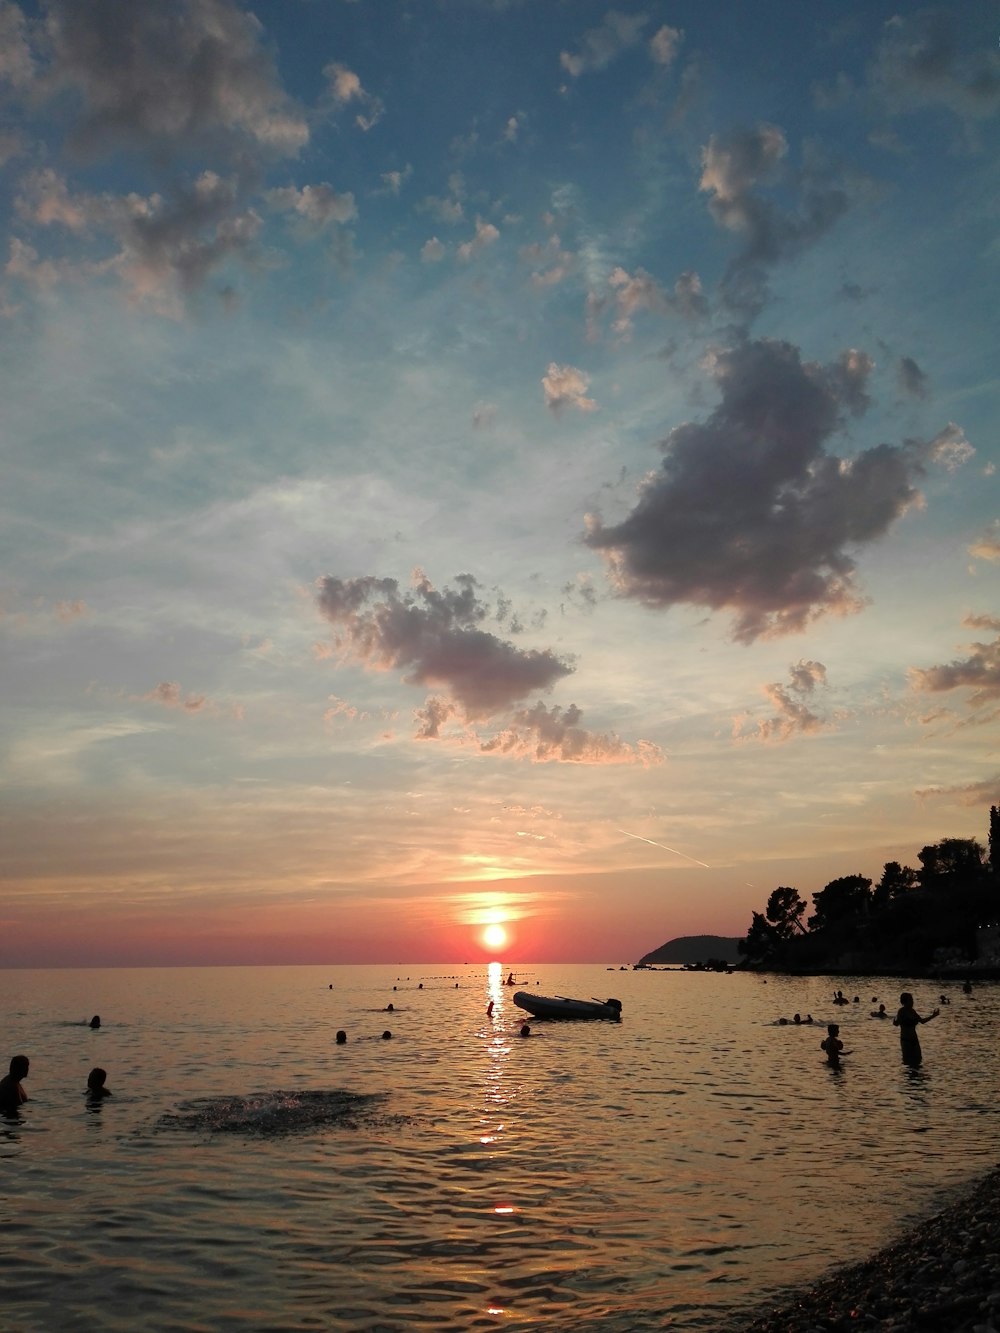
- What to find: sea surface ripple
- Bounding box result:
[1,964,997,1331]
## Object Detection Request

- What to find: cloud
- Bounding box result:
[41,0,308,157]
[560,9,648,78]
[736,660,829,743]
[700,124,852,319]
[0,1,34,90]
[456,215,499,262]
[142,681,208,712]
[910,618,1000,710]
[14,166,264,310]
[521,233,576,288]
[584,337,945,643]
[267,182,357,230]
[315,571,574,719]
[542,362,598,413]
[916,775,1000,805]
[326,62,363,104]
[420,236,445,263]
[649,24,682,67]
[478,701,663,765]
[379,166,411,195]
[606,265,706,336]
[969,522,1000,564]
[926,422,973,471]
[871,9,1000,124]
[322,61,385,129]
[898,355,928,398]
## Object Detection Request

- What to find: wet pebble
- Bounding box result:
[734,1164,1000,1333]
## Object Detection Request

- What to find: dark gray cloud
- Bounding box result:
[898,355,928,398]
[40,0,308,158]
[14,166,263,306]
[910,617,1000,710]
[699,124,852,320]
[584,337,944,643]
[316,571,574,718]
[871,9,1000,123]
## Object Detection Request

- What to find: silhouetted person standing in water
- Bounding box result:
[820,1024,844,1067]
[0,1055,29,1112]
[893,992,939,1066]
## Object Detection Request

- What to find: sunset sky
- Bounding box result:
[1,1,997,967]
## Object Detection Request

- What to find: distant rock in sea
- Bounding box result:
[636,935,742,967]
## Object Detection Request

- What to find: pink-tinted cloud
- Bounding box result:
[649,24,682,67]
[542,362,597,413]
[143,681,208,712]
[14,167,263,310]
[478,701,663,765]
[969,523,1000,563]
[735,660,829,743]
[605,265,706,336]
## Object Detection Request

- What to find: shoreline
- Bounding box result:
[732,1163,1000,1331]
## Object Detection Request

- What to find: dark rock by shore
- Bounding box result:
[733,1165,1000,1332]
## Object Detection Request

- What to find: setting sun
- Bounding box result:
[483,923,507,950]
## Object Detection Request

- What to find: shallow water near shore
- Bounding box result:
[2,964,998,1331]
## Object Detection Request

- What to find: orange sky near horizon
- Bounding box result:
[1,838,949,968]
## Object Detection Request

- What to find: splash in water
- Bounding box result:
[158,1089,391,1136]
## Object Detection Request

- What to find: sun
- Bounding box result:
[483,923,507,950]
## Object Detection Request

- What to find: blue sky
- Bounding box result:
[1,0,997,966]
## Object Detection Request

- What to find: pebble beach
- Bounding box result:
[738,1165,1000,1332]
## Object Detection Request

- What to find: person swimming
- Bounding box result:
[335,1030,347,1045]
[86,1067,111,1099]
[89,1015,101,1029]
[0,1054,29,1112]
[871,1003,888,1018]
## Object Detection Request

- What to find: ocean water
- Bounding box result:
[2,963,998,1332]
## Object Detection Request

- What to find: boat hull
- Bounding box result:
[512,991,622,1021]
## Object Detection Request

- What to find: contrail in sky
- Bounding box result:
[617,829,711,869]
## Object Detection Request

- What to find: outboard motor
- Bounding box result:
[606,998,623,1017]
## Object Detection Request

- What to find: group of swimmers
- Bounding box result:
[0,1055,111,1115]
[820,991,941,1068]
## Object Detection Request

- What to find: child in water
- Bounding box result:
[86,1067,111,1099]
[0,1054,29,1112]
[820,1023,844,1066]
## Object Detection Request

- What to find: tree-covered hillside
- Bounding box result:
[738,806,1000,974]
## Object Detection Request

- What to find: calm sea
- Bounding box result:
[2,964,998,1331]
